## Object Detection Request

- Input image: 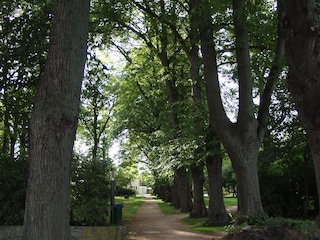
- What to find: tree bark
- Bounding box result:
[190,163,207,217]
[174,167,193,212]
[23,0,90,239]
[188,15,208,218]
[205,130,230,226]
[284,0,320,224]
[195,0,286,220]
[197,0,264,218]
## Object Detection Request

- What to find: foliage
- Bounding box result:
[76,50,118,162]
[0,156,28,225]
[115,187,136,197]
[70,155,111,226]
[259,82,317,218]
[225,216,317,240]
[153,172,174,202]
[222,159,237,195]
[1,0,319,228]
[0,0,51,225]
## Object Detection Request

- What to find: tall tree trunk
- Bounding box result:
[2,90,10,157]
[197,0,265,217]
[172,173,181,209]
[284,0,320,226]
[175,167,193,212]
[195,0,285,220]
[23,0,90,239]
[190,163,207,217]
[159,47,193,212]
[229,135,263,218]
[188,18,207,218]
[205,130,230,226]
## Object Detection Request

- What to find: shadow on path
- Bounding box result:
[128,196,223,240]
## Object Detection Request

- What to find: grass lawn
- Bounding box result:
[204,195,237,208]
[156,198,183,214]
[114,196,144,224]
[222,196,238,207]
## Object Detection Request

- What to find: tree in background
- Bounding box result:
[259,81,317,217]
[23,0,90,238]
[196,0,286,220]
[70,153,110,226]
[70,50,116,226]
[0,0,52,225]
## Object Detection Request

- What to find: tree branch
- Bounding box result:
[257,3,286,140]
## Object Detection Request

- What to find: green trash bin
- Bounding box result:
[113,203,123,225]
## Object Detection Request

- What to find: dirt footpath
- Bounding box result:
[127,196,223,240]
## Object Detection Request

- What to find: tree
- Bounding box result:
[195,0,286,220]
[284,0,320,223]
[259,81,316,217]
[107,3,194,211]
[0,0,51,159]
[77,51,116,162]
[23,0,90,239]
[70,153,110,226]
[132,0,229,222]
[0,0,52,225]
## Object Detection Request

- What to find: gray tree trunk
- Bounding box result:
[205,130,230,226]
[195,0,285,220]
[172,167,193,212]
[22,0,90,239]
[285,0,320,217]
[190,163,207,217]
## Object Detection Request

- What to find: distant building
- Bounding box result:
[128,177,150,195]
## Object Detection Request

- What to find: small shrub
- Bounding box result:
[115,187,136,197]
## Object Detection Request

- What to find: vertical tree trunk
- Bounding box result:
[196,0,285,221]
[2,91,10,157]
[173,167,193,212]
[285,0,320,225]
[190,163,207,217]
[23,0,90,239]
[205,131,230,226]
[230,139,263,219]
[188,21,208,218]
[172,173,181,209]
[305,130,320,222]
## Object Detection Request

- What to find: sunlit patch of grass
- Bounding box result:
[183,217,208,225]
[204,196,237,208]
[182,217,226,233]
[114,196,144,223]
[192,225,225,233]
[156,199,183,214]
[223,196,237,207]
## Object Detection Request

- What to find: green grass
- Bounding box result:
[156,199,182,214]
[204,195,237,208]
[182,216,226,233]
[223,196,238,207]
[114,196,144,223]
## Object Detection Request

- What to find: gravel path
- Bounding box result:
[127,196,224,240]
